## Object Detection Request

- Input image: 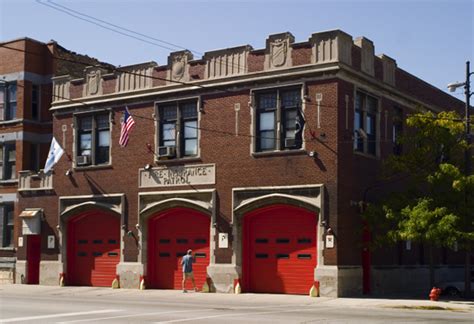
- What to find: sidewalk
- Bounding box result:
[1,284,473,312]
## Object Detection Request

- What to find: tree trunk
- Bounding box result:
[429,245,435,288]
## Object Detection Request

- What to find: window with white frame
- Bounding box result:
[157,100,198,159]
[0,143,16,180]
[0,82,17,121]
[75,113,110,166]
[0,203,14,248]
[254,87,304,152]
[354,91,378,156]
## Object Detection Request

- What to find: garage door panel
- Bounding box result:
[67,211,120,287]
[244,205,317,295]
[148,208,210,290]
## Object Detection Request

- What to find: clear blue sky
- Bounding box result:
[1,0,473,98]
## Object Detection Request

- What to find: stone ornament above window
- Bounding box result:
[265,32,294,70]
[83,67,106,97]
[168,50,193,84]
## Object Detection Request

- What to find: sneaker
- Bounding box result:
[183,290,187,293]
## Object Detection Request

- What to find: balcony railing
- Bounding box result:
[18,171,53,192]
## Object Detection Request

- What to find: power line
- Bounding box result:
[42,0,190,54]
[37,0,246,73]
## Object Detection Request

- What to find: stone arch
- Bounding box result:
[138,198,212,267]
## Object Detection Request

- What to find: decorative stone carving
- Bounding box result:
[116,62,156,92]
[270,38,287,67]
[264,32,294,70]
[310,30,352,66]
[51,75,71,103]
[354,37,375,76]
[379,54,397,86]
[167,50,193,84]
[204,45,251,79]
[83,67,105,97]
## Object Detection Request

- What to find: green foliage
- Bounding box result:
[363,110,473,249]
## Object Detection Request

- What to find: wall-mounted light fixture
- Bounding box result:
[65,169,73,176]
[308,151,318,158]
[144,164,152,170]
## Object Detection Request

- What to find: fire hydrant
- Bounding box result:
[429,287,441,301]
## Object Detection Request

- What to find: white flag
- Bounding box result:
[44,137,64,174]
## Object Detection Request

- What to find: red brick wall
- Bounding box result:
[102,78,116,95]
[189,62,205,80]
[152,68,167,87]
[69,83,83,99]
[291,45,312,66]
[247,52,265,72]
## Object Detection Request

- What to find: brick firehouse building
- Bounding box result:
[14,30,465,296]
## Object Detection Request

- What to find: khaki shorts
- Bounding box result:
[184,272,194,279]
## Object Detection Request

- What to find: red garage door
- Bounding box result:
[243,204,317,295]
[148,208,210,290]
[67,211,120,287]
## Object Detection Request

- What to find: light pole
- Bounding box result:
[448,60,473,299]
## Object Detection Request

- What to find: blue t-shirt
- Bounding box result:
[181,254,194,273]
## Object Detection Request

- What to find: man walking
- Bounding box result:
[181,249,198,292]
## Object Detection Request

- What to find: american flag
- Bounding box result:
[119,107,136,147]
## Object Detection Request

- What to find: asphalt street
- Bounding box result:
[0,285,473,323]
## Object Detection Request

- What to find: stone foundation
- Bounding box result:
[15,260,26,284]
[0,257,16,284]
[40,261,63,286]
[117,262,144,289]
[207,264,239,293]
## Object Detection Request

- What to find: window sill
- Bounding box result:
[0,247,15,251]
[353,151,378,160]
[0,119,21,125]
[252,149,307,158]
[155,157,202,166]
[0,179,19,185]
[74,164,113,171]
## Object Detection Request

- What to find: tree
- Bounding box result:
[363,110,473,297]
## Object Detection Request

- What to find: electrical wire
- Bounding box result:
[37,0,246,73]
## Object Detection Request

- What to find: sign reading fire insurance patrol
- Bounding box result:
[139,164,215,188]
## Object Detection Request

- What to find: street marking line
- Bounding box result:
[1,309,121,323]
[57,309,214,323]
[153,306,320,323]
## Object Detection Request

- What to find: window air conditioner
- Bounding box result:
[284,138,296,148]
[76,155,90,166]
[158,146,176,158]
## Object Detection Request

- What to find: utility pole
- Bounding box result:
[448,61,473,299]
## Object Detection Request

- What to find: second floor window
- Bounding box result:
[0,83,17,121]
[157,101,198,159]
[76,113,110,166]
[255,87,303,152]
[0,143,16,180]
[0,203,14,248]
[354,91,378,156]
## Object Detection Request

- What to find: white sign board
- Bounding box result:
[47,235,55,249]
[218,233,228,248]
[18,237,23,247]
[139,164,215,188]
[325,235,334,249]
